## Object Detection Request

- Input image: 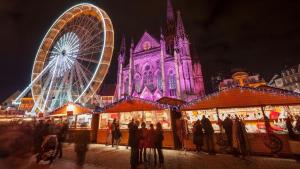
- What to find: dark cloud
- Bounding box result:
[0,0,300,100]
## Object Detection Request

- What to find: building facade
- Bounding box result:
[270,64,300,93]
[219,71,266,91]
[115,0,205,102]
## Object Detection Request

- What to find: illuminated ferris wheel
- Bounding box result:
[14,3,114,113]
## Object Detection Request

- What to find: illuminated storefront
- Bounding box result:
[96,97,174,147]
[183,106,299,133]
[181,87,300,134]
[49,103,93,129]
[181,86,300,154]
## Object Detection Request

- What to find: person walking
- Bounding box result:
[201,115,215,155]
[33,120,45,153]
[295,115,300,133]
[105,120,112,146]
[114,123,122,149]
[232,116,250,158]
[147,123,156,165]
[127,119,134,149]
[128,121,139,169]
[111,119,117,147]
[286,115,296,139]
[222,114,233,150]
[75,130,90,166]
[193,120,203,153]
[56,120,69,158]
[155,122,164,167]
[138,122,148,163]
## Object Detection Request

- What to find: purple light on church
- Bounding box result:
[116,0,205,102]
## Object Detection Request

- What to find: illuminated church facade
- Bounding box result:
[115,0,205,102]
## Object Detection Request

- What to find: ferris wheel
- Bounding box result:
[14,3,114,113]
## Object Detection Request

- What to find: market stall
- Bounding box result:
[49,102,94,142]
[96,97,174,147]
[181,86,300,154]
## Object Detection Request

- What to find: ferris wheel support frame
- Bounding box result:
[12,61,55,105]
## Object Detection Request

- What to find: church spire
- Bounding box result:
[165,0,176,55]
[176,11,187,40]
[118,35,126,66]
[167,0,175,23]
[119,35,126,57]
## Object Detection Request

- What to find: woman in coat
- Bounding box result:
[114,123,122,149]
[138,122,148,163]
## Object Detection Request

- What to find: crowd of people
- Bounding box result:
[33,119,69,158]
[105,119,165,169]
[191,113,300,159]
[191,114,251,158]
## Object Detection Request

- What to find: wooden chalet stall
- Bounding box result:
[96,97,174,148]
[49,103,95,142]
[181,87,300,155]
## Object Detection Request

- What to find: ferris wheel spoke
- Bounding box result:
[76,55,99,64]
[66,32,78,49]
[74,63,87,95]
[79,31,103,50]
[74,60,94,77]
[50,71,71,108]
[78,41,103,56]
[76,62,92,85]
[42,56,60,112]
[37,69,55,111]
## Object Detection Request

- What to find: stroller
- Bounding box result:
[36,135,58,164]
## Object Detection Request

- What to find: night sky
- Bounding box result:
[0,0,300,102]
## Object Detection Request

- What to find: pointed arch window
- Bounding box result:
[143,65,154,91]
[168,71,176,96]
[124,78,129,96]
[134,74,141,93]
[156,71,163,91]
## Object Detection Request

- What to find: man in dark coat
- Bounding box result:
[128,121,139,169]
[127,119,134,149]
[201,115,215,155]
[193,120,203,153]
[111,119,117,147]
[75,130,90,166]
[34,120,45,153]
[222,114,233,149]
[56,120,69,158]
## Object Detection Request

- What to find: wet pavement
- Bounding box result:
[1,144,300,169]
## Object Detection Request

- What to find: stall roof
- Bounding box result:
[157,97,186,106]
[181,87,300,111]
[49,102,92,116]
[101,97,168,113]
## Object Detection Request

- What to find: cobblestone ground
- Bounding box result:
[1,144,300,169]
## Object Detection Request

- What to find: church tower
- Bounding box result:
[117,36,126,100]
[165,0,176,55]
[174,11,195,99]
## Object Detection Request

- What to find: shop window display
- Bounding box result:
[99,110,171,130]
[184,106,295,134]
[99,113,120,129]
[68,116,76,128]
[76,114,92,128]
